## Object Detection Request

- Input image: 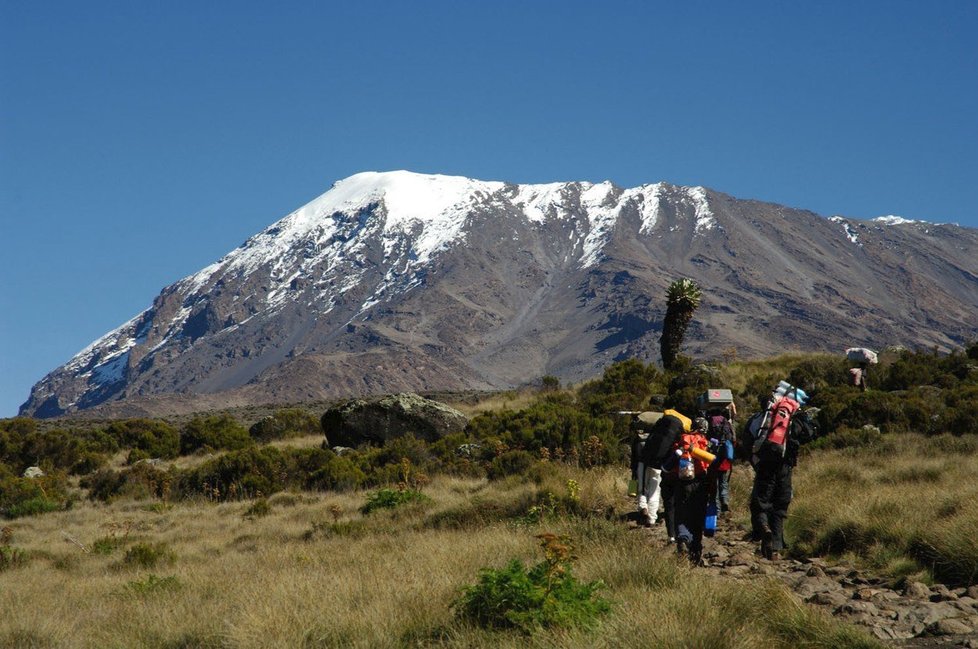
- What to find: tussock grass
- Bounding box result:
[0,467,879,648]
[788,432,978,586]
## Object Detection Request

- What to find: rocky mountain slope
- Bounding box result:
[21,171,978,417]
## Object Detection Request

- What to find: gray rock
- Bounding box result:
[836,600,879,616]
[955,596,978,610]
[904,581,933,599]
[912,601,961,625]
[932,584,958,601]
[720,565,752,577]
[23,466,44,478]
[870,626,898,641]
[806,564,826,578]
[968,586,978,600]
[808,591,849,608]
[924,617,972,636]
[321,393,468,447]
[796,577,844,599]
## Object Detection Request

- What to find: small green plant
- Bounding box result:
[360,488,431,515]
[125,574,182,595]
[122,542,176,570]
[516,492,559,526]
[244,498,272,519]
[453,532,610,634]
[0,527,29,572]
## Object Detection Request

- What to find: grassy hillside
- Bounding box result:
[2,344,976,647]
[1,463,877,648]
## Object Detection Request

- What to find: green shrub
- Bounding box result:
[487,450,536,480]
[82,463,173,502]
[180,415,253,455]
[0,528,29,572]
[249,408,320,442]
[244,498,271,518]
[454,533,610,633]
[360,488,430,515]
[92,536,125,555]
[122,542,176,570]
[106,419,180,459]
[306,453,366,491]
[0,472,70,519]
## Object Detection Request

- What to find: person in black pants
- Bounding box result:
[672,417,712,564]
[751,408,818,560]
[639,410,689,542]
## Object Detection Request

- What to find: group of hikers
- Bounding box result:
[628,382,820,564]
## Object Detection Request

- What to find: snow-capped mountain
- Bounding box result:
[21,171,978,417]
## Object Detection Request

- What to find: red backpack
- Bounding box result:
[753,396,800,461]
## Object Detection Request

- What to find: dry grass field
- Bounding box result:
[1,458,879,649]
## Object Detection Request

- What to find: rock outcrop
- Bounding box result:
[321,393,468,447]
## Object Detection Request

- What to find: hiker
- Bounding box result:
[630,411,663,526]
[846,347,877,392]
[705,407,736,513]
[639,408,691,541]
[671,415,713,563]
[748,394,818,560]
[743,397,771,542]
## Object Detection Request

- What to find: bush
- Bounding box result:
[249,408,320,442]
[122,542,176,570]
[106,419,179,459]
[180,415,253,455]
[82,463,173,502]
[454,533,610,633]
[487,450,536,480]
[360,488,430,514]
[0,472,71,519]
[306,453,366,491]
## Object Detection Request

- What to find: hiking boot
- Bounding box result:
[676,539,688,558]
[760,538,773,560]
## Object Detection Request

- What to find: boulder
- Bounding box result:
[23,466,44,479]
[321,393,469,447]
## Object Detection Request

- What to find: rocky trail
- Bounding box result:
[627,512,978,648]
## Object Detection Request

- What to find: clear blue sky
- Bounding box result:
[2,1,976,417]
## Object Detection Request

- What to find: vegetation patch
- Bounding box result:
[122,542,176,570]
[454,532,610,634]
[360,487,431,515]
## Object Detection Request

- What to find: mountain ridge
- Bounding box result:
[21,171,978,418]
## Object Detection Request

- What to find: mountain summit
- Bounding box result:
[21,171,978,417]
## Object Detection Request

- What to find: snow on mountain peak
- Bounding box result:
[873,215,918,226]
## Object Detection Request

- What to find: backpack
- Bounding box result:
[752,397,800,464]
[640,411,690,469]
[671,431,710,480]
[705,414,734,469]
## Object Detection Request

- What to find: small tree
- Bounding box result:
[660,278,702,370]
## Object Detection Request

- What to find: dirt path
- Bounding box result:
[627,512,978,647]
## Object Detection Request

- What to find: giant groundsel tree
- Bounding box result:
[659,278,702,370]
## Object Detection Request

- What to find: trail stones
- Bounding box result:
[321,393,468,447]
[904,581,933,599]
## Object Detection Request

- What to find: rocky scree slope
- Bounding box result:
[21,171,978,417]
